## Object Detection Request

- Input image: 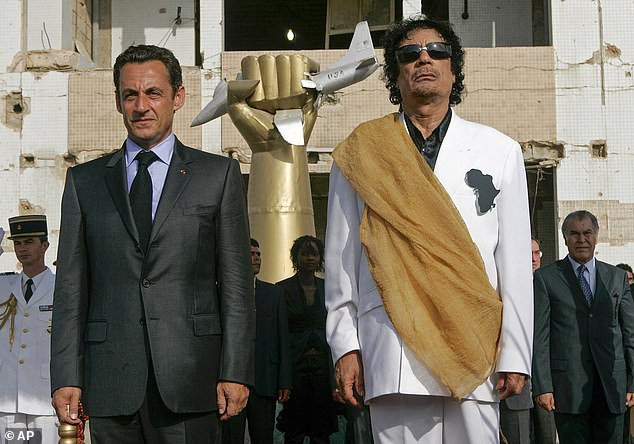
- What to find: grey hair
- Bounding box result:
[561,210,599,237]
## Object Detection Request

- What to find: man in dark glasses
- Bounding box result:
[325,15,533,444]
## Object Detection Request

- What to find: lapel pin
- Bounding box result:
[180,169,187,175]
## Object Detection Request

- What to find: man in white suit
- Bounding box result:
[0,215,57,444]
[325,16,533,443]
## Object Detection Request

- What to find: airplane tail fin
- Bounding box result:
[329,21,376,69]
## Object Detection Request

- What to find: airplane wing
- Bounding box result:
[273,109,305,146]
[190,79,228,127]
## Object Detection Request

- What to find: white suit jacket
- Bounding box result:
[0,268,56,415]
[325,111,533,402]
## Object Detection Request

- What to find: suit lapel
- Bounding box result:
[433,111,480,196]
[105,145,139,245]
[150,139,193,244]
[594,261,614,309]
[557,258,590,308]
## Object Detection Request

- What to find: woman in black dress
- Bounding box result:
[277,235,338,443]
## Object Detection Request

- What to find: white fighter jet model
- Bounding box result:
[191,21,379,146]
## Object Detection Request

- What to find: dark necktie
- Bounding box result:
[24,278,33,303]
[577,264,593,306]
[130,150,159,252]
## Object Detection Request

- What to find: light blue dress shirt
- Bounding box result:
[125,134,175,220]
[568,255,596,296]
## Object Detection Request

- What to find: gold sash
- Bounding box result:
[332,113,502,398]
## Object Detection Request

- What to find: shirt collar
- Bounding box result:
[402,107,452,143]
[22,267,48,288]
[568,255,596,275]
[125,134,175,167]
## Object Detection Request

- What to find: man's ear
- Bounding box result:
[173,85,186,112]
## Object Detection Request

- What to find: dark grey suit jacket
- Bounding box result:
[50,140,255,416]
[532,258,634,414]
[253,278,291,398]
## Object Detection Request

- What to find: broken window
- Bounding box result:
[327,0,401,49]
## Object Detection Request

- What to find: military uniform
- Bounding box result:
[0,215,58,444]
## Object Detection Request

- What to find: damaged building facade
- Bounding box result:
[0,0,632,271]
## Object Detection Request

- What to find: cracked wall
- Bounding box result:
[552,0,634,263]
[0,71,68,271]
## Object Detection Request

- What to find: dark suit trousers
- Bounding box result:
[531,405,557,444]
[499,401,531,444]
[90,367,219,444]
[554,366,623,444]
[221,391,276,444]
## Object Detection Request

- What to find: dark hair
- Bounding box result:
[290,235,324,272]
[250,238,259,247]
[616,263,633,273]
[381,15,465,106]
[531,236,541,248]
[113,45,183,96]
[561,210,599,237]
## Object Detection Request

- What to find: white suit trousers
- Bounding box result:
[0,412,59,444]
[368,394,499,444]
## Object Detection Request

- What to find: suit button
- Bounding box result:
[18,359,24,364]
[24,312,30,317]
[22,328,28,333]
[139,318,146,325]
[589,313,593,318]
[142,279,150,288]
[20,344,26,349]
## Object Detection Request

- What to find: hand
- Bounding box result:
[627,392,634,408]
[535,392,556,412]
[217,381,249,421]
[496,372,526,400]
[51,387,83,425]
[335,350,365,408]
[332,388,345,404]
[227,54,320,150]
[277,388,291,403]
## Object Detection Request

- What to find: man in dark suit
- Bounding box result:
[499,238,545,444]
[222,238,291,444]
[533,210,634,444]
[50,45,254,443]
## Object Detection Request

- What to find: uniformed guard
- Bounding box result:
[0,215,58,444]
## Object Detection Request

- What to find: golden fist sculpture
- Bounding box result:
[191,22,379,282]
[227,55,320,282]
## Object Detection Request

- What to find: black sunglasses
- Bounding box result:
[395,42,452,63]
